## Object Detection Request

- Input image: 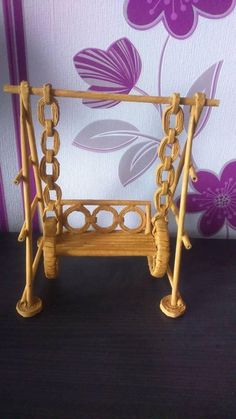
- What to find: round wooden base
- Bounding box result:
[160,294,186,318]
[16,297,42,318]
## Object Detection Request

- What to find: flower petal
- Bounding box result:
[192,170,220,194]
[73,38,141,90]
[226,208,236,229]
[220,160,236,186]
[199,207,225,237]
[220,162,236,229]
[108,38,142,88]
[184,193,209,213]
[194,0,235,17]
[124,0,164,30]
[125,0,196,38]
[163,2,196,39]
[124,0,236,39]
[220,161,236,215]
[74,47,127,88]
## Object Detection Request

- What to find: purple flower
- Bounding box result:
[183,161,236,237]
[124,0,236,39]
[73,37,142,108]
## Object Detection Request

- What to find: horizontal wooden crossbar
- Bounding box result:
[3,84,219,106]
[60,199,151,206]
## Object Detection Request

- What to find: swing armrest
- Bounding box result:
[43,217,58,279]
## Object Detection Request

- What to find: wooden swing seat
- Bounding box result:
[55,231,156,257]
[3,82,219,319]
[42,199,156,277]
[42,198,169,279]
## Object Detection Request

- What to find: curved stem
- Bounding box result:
[133,86,160,112]
[158,35,170,116]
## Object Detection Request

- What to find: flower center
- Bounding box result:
[214,193,231,208]
[147,0,199,18]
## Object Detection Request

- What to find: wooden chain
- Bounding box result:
[154,93,184,218]
[149,93,184,278]
[38,84,62,219]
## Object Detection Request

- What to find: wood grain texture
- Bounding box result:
[43,217,58,279]
[55,231,156,256]
[0,234,235,419]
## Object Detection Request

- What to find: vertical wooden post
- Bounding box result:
[16,82,42,318]
[145,204,151,234]
[21,81,45,222]
[160,93,206,318]
[57,203,63,234]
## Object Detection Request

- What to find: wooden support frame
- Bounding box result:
[4,83,219,318]
[160,93,206,318]
[15,82,45,317]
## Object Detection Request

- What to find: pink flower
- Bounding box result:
[73,38,142,108]
[124,0,236,39]
[183,161,236,236]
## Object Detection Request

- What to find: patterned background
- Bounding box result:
[1,0,236,238]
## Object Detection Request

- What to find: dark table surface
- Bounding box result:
[0,234,235,419]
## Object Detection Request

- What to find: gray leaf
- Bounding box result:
[184,61,223,137]
[73,119,139,152]
[119,141,157,186]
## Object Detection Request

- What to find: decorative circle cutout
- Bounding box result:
[92,206,118,233]
[63,205,91,233]
[119,206,145,233]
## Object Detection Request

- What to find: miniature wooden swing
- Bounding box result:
[4,81,219,318]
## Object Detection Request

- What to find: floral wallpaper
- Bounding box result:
[1,0,236,238]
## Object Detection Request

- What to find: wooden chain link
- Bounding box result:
[38,84,62,219]
[154,93,184,218]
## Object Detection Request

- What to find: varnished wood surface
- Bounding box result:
[0,234,236,419]
[55,231,156,256]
